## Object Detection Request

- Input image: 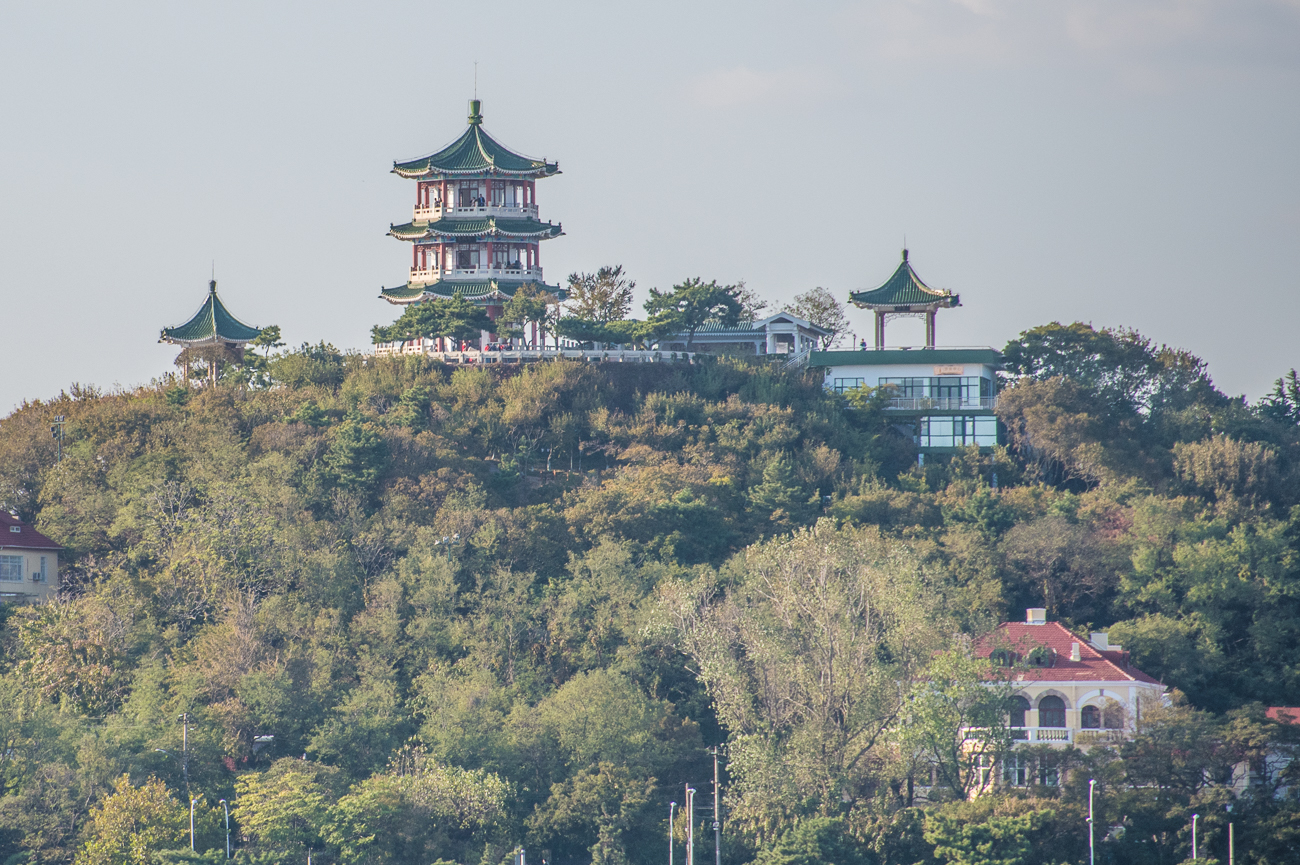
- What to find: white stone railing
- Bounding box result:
[372,345,698,364]
[408,266,544,285]
[1010,727,1073,743]
[412,203,539,222]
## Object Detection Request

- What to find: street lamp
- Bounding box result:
[190,798,198,851]
[686,787,696,865]
[219,798,230,859]
[1191,813,1199,861]
[669,801,677,865]
[1088,779,1096,865]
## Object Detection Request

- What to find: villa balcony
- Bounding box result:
[1010,727,1073,744]
[409,265,544,285]
[412,203,540,222]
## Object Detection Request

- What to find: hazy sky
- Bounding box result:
[2,1,1298,412]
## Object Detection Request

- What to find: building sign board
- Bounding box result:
[933,364,965,375]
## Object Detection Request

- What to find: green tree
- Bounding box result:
[323,412,388,493]
[644,278,743,350]
[783,287,849,350]
[77,776,187,865]
[250,325,284,357]
[566,266,635,322]
[499,285,557,345]
[232,761,340,857]
[923,799,1066,865]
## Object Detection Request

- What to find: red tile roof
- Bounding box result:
[975,621,1162,686]
[0,512,61,551]
[1266,707,1300,725]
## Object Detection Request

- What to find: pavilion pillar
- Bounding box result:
[926,310,936,347]
[874,312,885,348]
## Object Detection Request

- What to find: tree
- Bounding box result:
[784,287,849,350]
[664,521,946,841]
[1259,368,1300,425]
[371,293,493,346]
[643,278,743,350]
[250,325,284,357]
[734,282,769,323]
[232,761,340,857]
[566,266,635,322]
[77,775,187,865]
[499,285,557,346]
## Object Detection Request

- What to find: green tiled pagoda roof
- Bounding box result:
[393,101,560,179]
[688,322,767,337]
[388,217,564,241]
[849,250,960,310]
[160,281,262,345]
[379,278,566,305]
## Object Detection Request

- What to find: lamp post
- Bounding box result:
[1088,779,1096,865]
[1191,813,1199,860]
[219,798,230,859]
[190,798,197,850]
[669,801,677,865]
[685,787,696,865]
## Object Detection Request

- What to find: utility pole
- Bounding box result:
[190,798,197,850]
[710,748,721,865]
[1192,813,1199,860]
[1088,779,1095,865]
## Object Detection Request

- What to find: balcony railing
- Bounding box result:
[884,397,998,411]
[408,266,544,285]
[1010,727,1073,743]
[412,203,539,222]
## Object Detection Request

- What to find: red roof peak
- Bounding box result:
[0,511,61,551]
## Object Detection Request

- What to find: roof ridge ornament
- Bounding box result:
[468,98,483,126]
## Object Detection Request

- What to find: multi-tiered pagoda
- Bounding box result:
[379,99,565,336]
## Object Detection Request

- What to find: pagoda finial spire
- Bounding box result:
[468,97,483,126]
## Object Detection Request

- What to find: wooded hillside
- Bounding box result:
[2,324,1299,865]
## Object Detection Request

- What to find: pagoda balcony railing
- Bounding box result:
[409,266,544,285]
[413,203,539,222]
[883,396,998,411]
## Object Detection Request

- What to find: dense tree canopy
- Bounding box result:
[2,319,1299,865]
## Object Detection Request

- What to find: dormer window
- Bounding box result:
[9,525,19,533]
[990,649,1018,667]
[1027,647,1054,668]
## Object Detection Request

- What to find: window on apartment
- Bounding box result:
[37,556,47,583]
[0,555,22,582]
[831,378,866,394]
[1038,696,1066,728]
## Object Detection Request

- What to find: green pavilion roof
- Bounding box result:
[379,278,566,306]
[849,250,960,311]
[388,217,564,241]
[160,281,262,346]
[393,101,560,179]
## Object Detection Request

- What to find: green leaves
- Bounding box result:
[644,278,744,349]
[372,293,494,345]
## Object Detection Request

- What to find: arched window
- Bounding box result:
[1008,696,1030,728]
[1103,701,1125,729]
[1038,695,1066,728]
[1081,705,1101,729]
[990,649,1018,667]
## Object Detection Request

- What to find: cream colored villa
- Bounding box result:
[979,609,1166,746]
[0,511,59,603]
[973,609,1166,788]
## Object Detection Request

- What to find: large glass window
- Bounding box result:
[878,376,994,407]
[831,378,866,393]
[1081,705,1101,729]
[917,415,998,448]
[0,555,22,582]
[1008,696,1030,728]
[1037,696,1066,728]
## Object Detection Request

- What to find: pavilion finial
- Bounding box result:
[902,247,909,262]
[209,279,217,294]
[468,98,483,125]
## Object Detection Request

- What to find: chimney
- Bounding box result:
[1070,642,1082,662]
[1026,608,1047,625]
[1090,632,1109,650]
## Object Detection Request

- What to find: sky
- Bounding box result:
[1,0,1298,412]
